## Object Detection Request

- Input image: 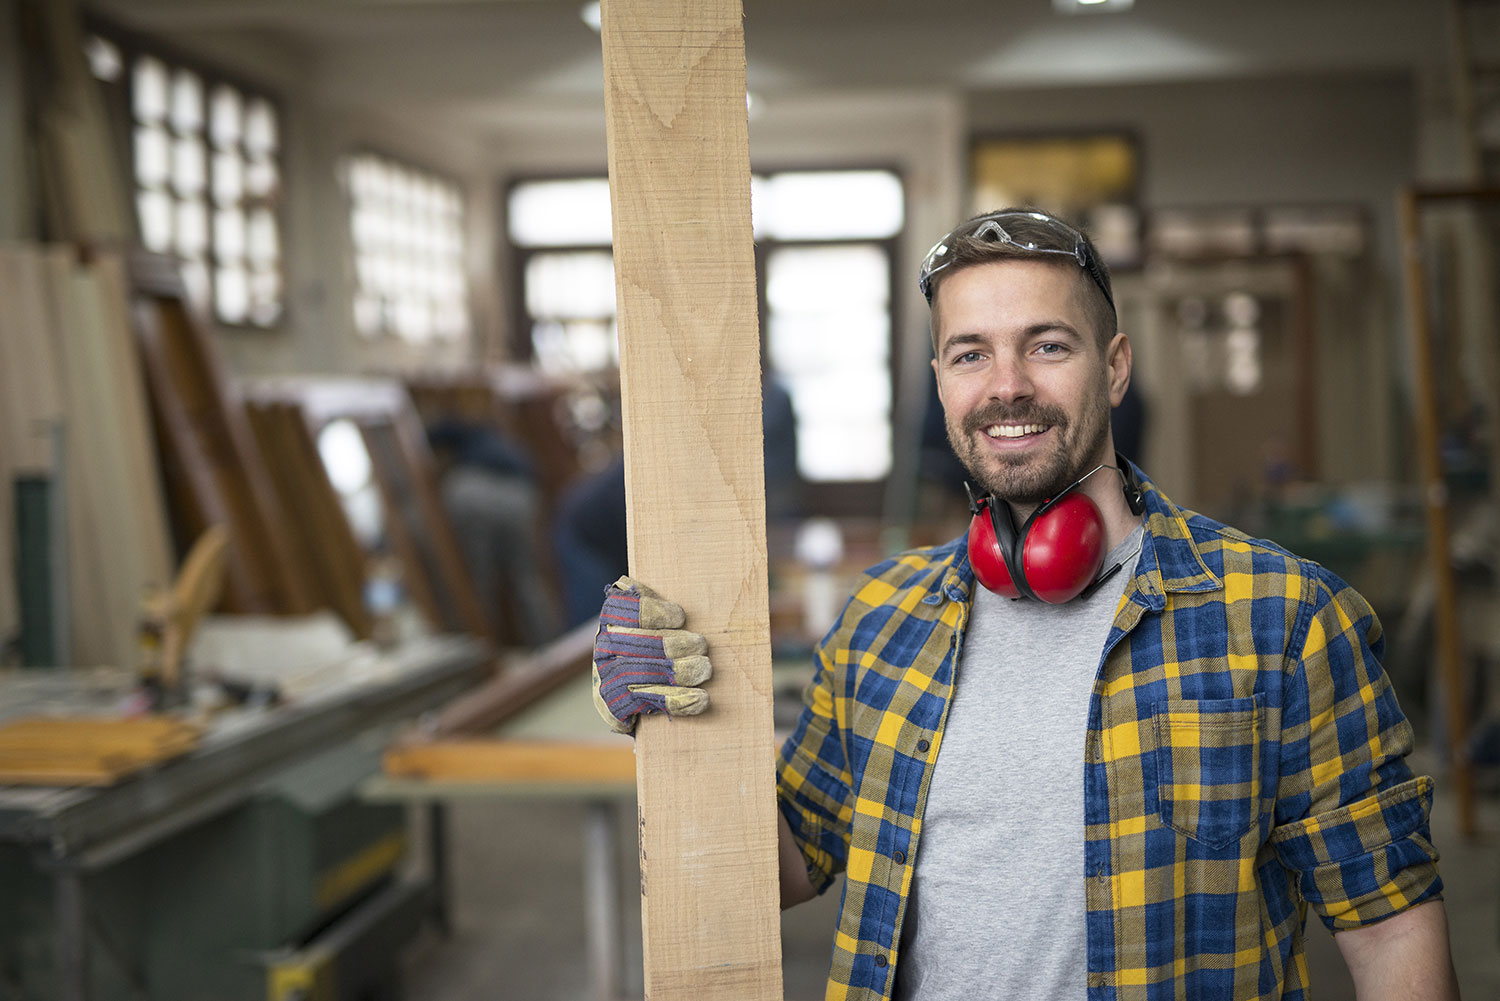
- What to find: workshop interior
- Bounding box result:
[1,0,1498,999]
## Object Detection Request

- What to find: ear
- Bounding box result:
[1106,332,1132,407]
[931,356,945,408]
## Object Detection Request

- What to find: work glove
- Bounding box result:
[592,576,712,734]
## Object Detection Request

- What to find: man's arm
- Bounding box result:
[778,809,816,908]
[1335,899,1460,1001]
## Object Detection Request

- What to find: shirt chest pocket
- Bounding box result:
[1152,695,1264,849]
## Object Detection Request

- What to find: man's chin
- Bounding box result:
[965,455,1072,505]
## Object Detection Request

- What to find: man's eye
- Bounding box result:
[952,351,983,365]
[1036,342,1067,356]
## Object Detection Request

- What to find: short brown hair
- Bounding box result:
[923,208,1117,349]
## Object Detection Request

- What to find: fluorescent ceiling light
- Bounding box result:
[581,2,601,32]
[1053,0,1134,12]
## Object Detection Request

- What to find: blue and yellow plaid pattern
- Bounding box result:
[776,473,1441,1001]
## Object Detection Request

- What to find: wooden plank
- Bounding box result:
[382,739,635,785]
[129,255,317,615]
[600,2,783,998]
[45,247,131,668]
[244,399,374,640]
[358,408,494,645]
[425,620,595,738]
[1398,188,1477,837]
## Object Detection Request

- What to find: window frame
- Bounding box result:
[341,147,473,345]
[84,15,289,331]
[501,166,907,516]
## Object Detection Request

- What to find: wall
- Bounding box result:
[966,73,1418,487]
[0,0,33,241]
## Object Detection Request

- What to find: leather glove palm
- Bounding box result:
[592,576,712,734]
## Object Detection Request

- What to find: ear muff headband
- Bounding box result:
[965,456,1145,603]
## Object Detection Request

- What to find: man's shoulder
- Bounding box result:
[846,536,966,612]
[1151,490,1352,605]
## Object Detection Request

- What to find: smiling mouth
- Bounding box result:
[984,423,1051,439]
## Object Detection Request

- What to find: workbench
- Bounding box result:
[0,633,489,1001]
[364,660,815,1001]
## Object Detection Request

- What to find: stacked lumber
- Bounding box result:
[130,253,317,617]
[244,398,374,640]
[357,408,494,643]
[0,244,174,669]
[0,715,201,786]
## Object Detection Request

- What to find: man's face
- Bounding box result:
[931,258,1129,506]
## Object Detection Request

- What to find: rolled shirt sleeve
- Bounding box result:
[1270,570,1442,930]
[777,642,855,896]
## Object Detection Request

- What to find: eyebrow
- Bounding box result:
[940,321,1083,356]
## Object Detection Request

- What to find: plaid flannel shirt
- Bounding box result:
[776,472,1441,1001]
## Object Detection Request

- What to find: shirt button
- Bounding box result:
[893,850,906,865]
[916,739,930,753]
[874,955,888,968]
[1088,973,1105,988]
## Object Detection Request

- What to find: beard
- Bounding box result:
[946,393,1112,506]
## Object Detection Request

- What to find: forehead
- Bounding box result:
[931,258,1095,347]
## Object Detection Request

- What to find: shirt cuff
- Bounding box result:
[1270,775,1443,931]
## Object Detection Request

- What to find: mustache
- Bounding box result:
[960,402,1069,435]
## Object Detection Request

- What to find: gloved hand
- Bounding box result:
[592,576,712,734]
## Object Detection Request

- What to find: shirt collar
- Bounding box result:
[924,462,1222,610]
[1129,464,1222,608]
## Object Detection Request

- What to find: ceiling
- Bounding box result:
[85,0,1450,141]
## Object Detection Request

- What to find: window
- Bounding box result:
[344,153,469,343]
[756,170,903,482]
[507,178,617,375]
[506,169,904,484]
[88,34,284,327]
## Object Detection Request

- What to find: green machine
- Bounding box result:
[0,741,429,1001]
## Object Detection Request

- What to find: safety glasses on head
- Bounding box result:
[917,209,1115,311]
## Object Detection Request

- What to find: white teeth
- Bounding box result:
[985,424,1048,439]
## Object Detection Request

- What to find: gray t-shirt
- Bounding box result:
[893,523,1144,1000]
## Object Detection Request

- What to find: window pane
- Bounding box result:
[244,99,277,154]
[508,179,613,247]
[172,136,206,196]
[757,171,903,240]
[137,190,172,252]
[245,157,278,198]
[248,208,279,265]
[134,124,170,188]
[133,57,168,124]
[766,244,892,481]
[212,151,243,204]
[345,153,468,343]
[215,207,246,261]
[524,251,616,319]
[170,69,203,134]
[175,198,207,255]
[531,320,617,375]
[216,265,249,323]
[209,85,242,150]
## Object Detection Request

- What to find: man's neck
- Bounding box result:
[1004,458,1143,553]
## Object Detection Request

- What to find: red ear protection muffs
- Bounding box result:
[965,456,1146,603]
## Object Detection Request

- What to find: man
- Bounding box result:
[593,208,1459,1000]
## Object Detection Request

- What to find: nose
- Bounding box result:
[986,350,1034,405]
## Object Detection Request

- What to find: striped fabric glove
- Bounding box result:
[592,576,712,735]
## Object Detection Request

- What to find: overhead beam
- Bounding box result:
[600,1,784,998]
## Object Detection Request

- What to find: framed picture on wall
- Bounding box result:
[968,132,1142,269]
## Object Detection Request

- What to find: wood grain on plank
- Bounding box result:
[601,1,783,998]
[383,739,635,785]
